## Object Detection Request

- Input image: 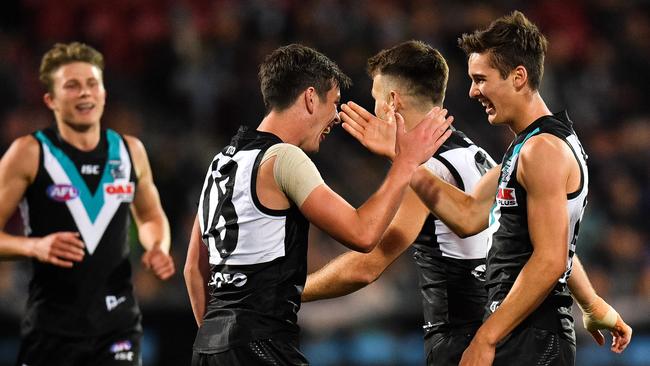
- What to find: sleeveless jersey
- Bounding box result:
[485,111,588,342]
[194,126,310,352]
[413,129,495,340]
[20,127,140,337]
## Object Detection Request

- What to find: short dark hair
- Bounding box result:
[458,10,547,90]
[367,40,449,106]
[258,44,351,112]
[39,42,105,93]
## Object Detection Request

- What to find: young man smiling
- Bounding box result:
[0,42,175,366]
[406,11,632,365]
[183,43,453,365]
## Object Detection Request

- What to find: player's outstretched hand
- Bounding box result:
[581,296,632,353]
[341,101,397,159]
[142,246,175,280]
[31,232,85,268]
[395,106,453,167]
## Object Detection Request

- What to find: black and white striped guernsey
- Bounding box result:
[194,126,310,352]
[413,129,496,346]
[485,111,588,343]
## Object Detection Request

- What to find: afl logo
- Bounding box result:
[47,184,79,202]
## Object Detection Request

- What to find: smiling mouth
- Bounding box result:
[479,99,495,114]
[75,103,95,112]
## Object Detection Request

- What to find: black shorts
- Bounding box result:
[425,325,479,366]
[192,339,309,366]
[16,328,142,366]
[493,326,575,366]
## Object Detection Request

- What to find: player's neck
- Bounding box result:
[509,92,552,134]
[257,110,303,145]
[56,120,101,151]
[402,104,441,132]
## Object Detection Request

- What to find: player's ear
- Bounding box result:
[43,92,56,110]
[512,66,528,90]
[390,90,401,112]
[304,87,316,114]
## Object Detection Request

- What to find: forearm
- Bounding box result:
[303,252,378,302]
[137,214,171,253]
[410,166,488,236]
[477,253,565,345]
[567,256,598,307]
[351,160,416,249]
[0,231,36,259]
[184,268,209,326]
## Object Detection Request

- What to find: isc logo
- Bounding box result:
[46,184,79,202]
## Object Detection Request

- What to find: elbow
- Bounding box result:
[355,268,381,286]
[183,261,199,282]
[349,233,377,253]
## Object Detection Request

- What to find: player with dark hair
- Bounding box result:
[407,11,632,365]
[302,40,496,366]
[183,43,453,365]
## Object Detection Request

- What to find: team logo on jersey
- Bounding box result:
[106,295,126,311]
[496,187,517,207]
[208,272,247,288]
[471,264,486,282]
[108,160,126,179]
[46,184,79,202]
[104,182,135,202]
[110,340,134,361]
[489,301,501,313]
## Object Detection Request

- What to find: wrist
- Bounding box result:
[474,323,500,347]
[25,238,39,258]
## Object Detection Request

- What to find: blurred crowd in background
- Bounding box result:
[0,0,648,365]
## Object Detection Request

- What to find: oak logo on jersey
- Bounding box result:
[104,182,135,202]
[496,187,517,207]
[46,184,79,202]
[208,272,247,288]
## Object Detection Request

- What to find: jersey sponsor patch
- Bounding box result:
[104,182,135,202]
[208,271,247,288]
[110,340,134,361]
[46,184,79,202]
[496,187,517,207]
[471,264,486,282]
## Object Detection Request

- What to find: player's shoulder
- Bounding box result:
[8,134,40,157]
[521,133,570,158]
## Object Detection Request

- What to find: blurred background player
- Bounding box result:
[0,42,175,366]
[183,43,452,365]
[302,40,496,366]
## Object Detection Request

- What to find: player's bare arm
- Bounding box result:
[302,187,430,301]
[460,134,573,366]
[300,107,452,252]
[411,163,499,238]
[569,255,632,353]
[184,215,211,326]
[0,135,85,267]
[126,135,175,280]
